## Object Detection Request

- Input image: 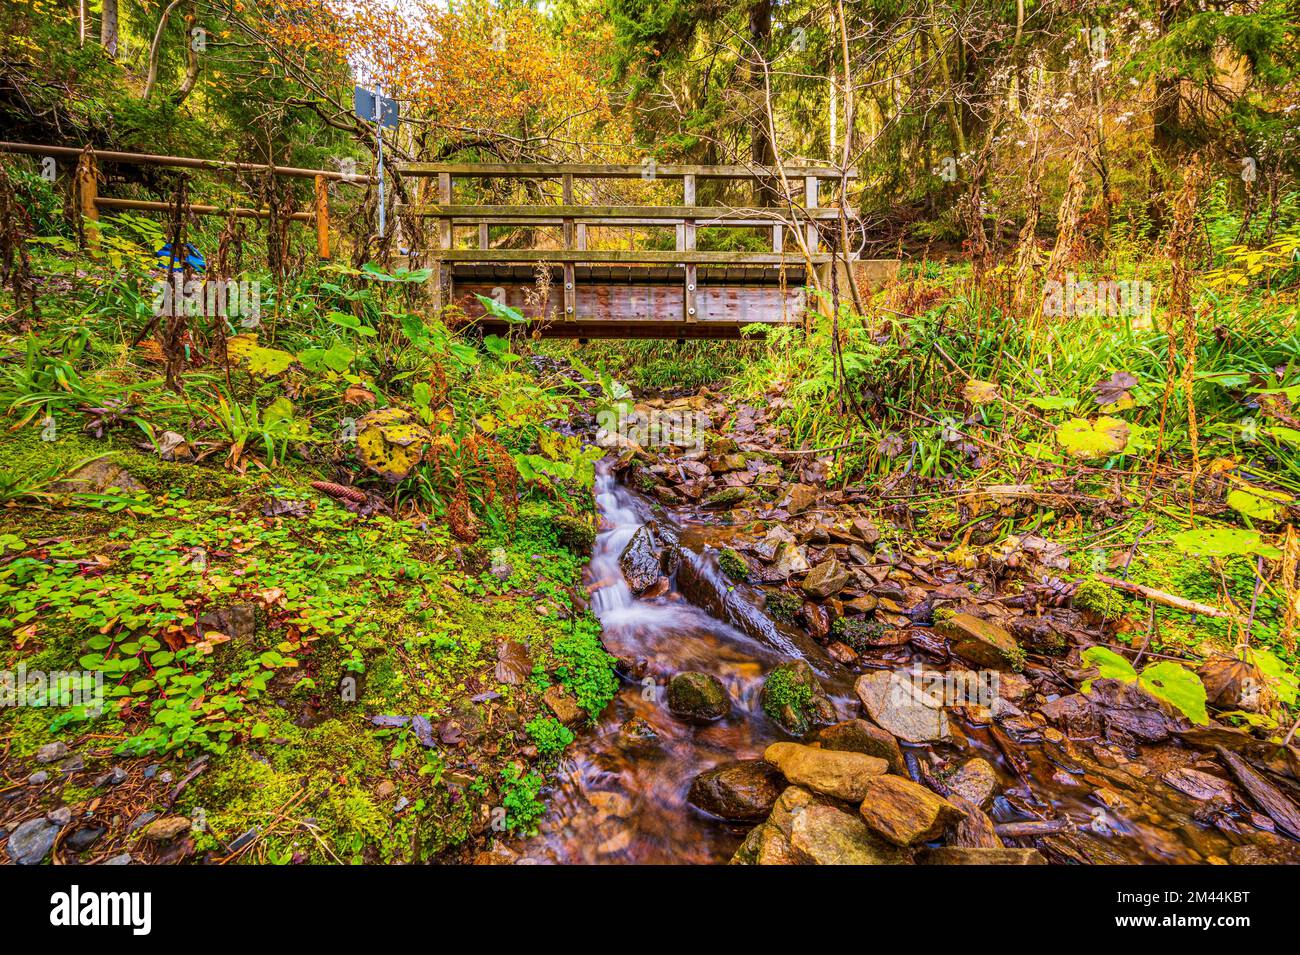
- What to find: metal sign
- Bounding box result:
[352,86,399,129]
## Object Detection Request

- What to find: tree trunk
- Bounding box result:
[748,0,773,166]
[100,0,119,58]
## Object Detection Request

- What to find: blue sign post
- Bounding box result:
[353,85,399,238]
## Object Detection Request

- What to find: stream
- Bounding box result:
[518,461,1261,865]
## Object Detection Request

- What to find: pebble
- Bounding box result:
[102,853,132,865]
[27,771,49,785]
[95,767,128,787]
[35,742,69,764]
[47,807,73,826]
[66,827,106,851]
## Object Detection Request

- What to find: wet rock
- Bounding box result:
[811,719,907,775]
[946,758,998,808]
[764,742,888,802]
[790,802,912,865]
[619,525,663,594]
[731,820,801,865]
[800,600,830,639]
[785,484,819,515]
[703,487,748,509]
[858,775,964,846]
[801,558,851,599]
[667,671,731,722]
[542,684,585,725]
[1229,832,1300,865]
[142,816,192,842]
[688,760,784,821]
[769,541,810,579]
[918,847,1046,865]
[855,670,953,744]
[1163,767,1231,802]
[934,613,1023,671]
[825,641,858,665]
[1040,693,1100,738]
[35,741,69,764]
[5,818,61,865]
[948,794,1004,848]
[752,525,795,562]
[761,660,837,735]
[615,717,660,756]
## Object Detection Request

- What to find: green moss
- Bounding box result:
[553,514,596,555]
[932,605,956,623]
[833,616,886,653]
[717,547,749,581]
[765,590,801,622]
[762,665,814,725]
[1073,579,1128,620]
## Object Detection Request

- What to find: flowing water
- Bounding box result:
[518,461,1257,865]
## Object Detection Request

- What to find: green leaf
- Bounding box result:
[1080,645,1136,691]
[1138,662,1209,725]
[1056,416,1129,458]
[1171,527,1282,560]
[1227,485,1292,522]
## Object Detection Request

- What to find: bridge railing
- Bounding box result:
[396,162,856,330]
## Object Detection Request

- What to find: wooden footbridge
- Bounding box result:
[399,163,861,339]
[2,143,870,339]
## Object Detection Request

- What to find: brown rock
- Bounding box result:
[858,775,964,846]
[801,558,851,599]
[764,742,888,802]
[786,484,819,515]
[811,719,907,775]
[142,816,192,842]
[935,613,1023,670]
[542,684,585,725]
[688,760,784,821]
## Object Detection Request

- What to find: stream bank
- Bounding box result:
[483,386,1300,866]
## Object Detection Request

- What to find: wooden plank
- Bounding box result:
[93,197,314,221]
[562,173,576,320]
[399,162,855,180]
[404,203,840,221]
[434,216,798,228]
[434,249,833,265]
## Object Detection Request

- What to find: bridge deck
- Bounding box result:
[399,162,856,338]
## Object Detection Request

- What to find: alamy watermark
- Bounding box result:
[1,666,104,715]
[1042,273,1152,321]
[596,407,704,451]
[152,276,261,327]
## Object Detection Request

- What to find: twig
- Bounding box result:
[1096,574,1239,620]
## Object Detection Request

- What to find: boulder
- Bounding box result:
[811,719,907,775]
[688,760,784,820]
[855,670,953,743]
[619,525,663,594]
[858,775,964,846]
[790,802,913,864]
[764,742,888,802]
[667,672,731,722]
[761,660,837,735]
[935,613,1024,671]
[801,558,851,599]
[917,847,1046,865]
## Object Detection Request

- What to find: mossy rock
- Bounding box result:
[355,407,435,483]
[717,547,749,581]
[667,671,731,723]
[1072,579,1128,621]
[553,514,596,555]
[761,660,837,736]
[765,590,802,623]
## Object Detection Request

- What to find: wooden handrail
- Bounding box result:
[433,249,831,265]
[399,162,854,180]
[0,141,372,183]
[403,203,843,221]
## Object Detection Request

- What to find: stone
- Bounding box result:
[855,670,953,744]
[35,741,69,764]
[542,684,585,725]
[618,525,662,594]
[800,558,851,599]
[811,719,907,775]
[688,759,785,820]
[1163,767,1231,802]
[142,816,192,842]
[858,775,964,846]
[27,771,49,785]
[789,802,913,865]
[764,742,888,802]
[703,487,748,509]
[1040,693,1100,738]
[935,613,1023,670]
[95,767,128,787]
[103,853,133,865]
[666,671,731,722]
[769,542,810,578]
[761,659,838,735]
[50,458,144,494]
[947,758,999,808]
[786,484,819,515]
[752,525,795,562]
[730,821,801,865]
[5,818,61,865]
[615,717,660,755]
[917,847,1046,865]
[197,602,257,642]
[46,806,73,826]
[375,780,396,799]
[66,827,106,851]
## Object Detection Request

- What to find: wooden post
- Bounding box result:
[804,175,818,254]
[434,171,452,310]
[313,175,331,259]
[562,173,576,322]
[683,173,697,323]
[478,222,489,250]
[76,150,99,253]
